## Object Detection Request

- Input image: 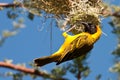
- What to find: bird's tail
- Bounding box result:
[34,55,58,66]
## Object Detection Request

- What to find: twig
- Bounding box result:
[77,71,81,80]
[66,25,76,32]
[112,11,120,18]
[0,3,22,7]
[0,62,55,79]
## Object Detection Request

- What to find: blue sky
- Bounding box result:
[0,0,119,80]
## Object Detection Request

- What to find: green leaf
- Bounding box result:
[28,13,34,20]
[7,11,18,19]
[96,74,102,80]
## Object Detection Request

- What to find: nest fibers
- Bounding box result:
[22,0,105,34]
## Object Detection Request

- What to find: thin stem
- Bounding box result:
[0,3,22,7]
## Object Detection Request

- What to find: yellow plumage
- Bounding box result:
[34,24,102,66]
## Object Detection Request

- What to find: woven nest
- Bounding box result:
[23,0,71,15]
[22,0,104,34]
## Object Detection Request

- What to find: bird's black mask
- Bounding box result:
[81,22,97,34]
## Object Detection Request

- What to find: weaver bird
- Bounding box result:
[34,23,102,66]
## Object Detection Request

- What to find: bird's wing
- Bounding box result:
[56,33,89,65]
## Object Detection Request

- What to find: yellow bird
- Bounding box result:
[34,23,102,66]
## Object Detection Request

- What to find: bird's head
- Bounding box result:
[81,22,97,34]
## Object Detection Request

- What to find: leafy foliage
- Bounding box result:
[0,18,25,46]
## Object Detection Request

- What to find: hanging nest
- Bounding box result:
[22,0,71,15]
[21,0,105,34]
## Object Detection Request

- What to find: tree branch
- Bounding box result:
[112,11,120,18]
[77,71,81,80]
[0,62,55,79]
[0,3,22,7]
